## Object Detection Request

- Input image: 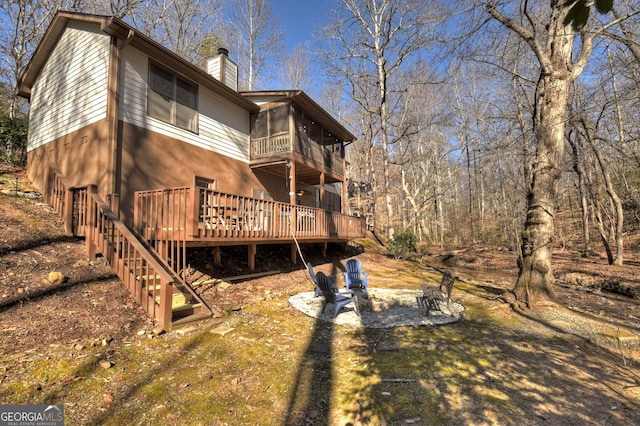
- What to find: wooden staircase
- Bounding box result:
[148,281,205,324]
[45,166,212,331]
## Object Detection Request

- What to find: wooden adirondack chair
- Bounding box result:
[316,272,359,318]
[343,259,369,291]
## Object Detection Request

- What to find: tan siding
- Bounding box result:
[27,22,109,151]
[118,122,283,225]
[119,47,251,162]
[27,120,111,198]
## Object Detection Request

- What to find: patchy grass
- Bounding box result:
[2,286,639,425]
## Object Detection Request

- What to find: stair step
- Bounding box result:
[172,302,202,313]
[155,292,193,307]
[146,283,188,292]
[171,311,212,328]
[136,274,162,281]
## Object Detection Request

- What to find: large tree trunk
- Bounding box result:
[512,8,577,307]
[486,0,628,307]
[514,83,564,305]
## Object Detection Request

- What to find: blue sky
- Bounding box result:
[271,0,336,53]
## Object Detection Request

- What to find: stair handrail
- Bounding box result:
[85,185,176,330]
[45,167,211,330]
[46,164,79,235]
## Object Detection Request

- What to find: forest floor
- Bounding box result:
[1,168,640,425]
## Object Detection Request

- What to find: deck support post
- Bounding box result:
[319,171,325,210]
[248,243,257,271]
[86,185,97,259]
[291,243,297,264]
[322,242,327,258]
[63,188,74,235]
[213,246,222,266]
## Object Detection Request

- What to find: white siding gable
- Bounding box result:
[120,47,250,162]
[28,21,110,151]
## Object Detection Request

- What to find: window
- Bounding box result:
[195,176,215,189]
[252,189,272,200]
[196,177,216,224]
[148,62,198,132]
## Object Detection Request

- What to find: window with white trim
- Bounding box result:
[148,62,198,132]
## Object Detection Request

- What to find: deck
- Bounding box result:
[134,186,367,246]
[46,169,366,330]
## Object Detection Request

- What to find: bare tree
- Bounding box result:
[566,129,592,255]
[279,45,312,91]
[322,0,442,240]
[227,0,284,90]
[481,1,639,308]
[394,66,455,245]
[0,0,61,117]
[130,0,222,63]
[569,98,625,265]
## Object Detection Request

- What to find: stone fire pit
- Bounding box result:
[288,288,464,328]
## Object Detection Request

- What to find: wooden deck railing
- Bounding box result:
[134,187,191,277]
[251,133,290,155]
[45,166,211,331]
[134,187,367,245]
[46,164,88,236]
[85,186,175,330]
[250,133,344,176]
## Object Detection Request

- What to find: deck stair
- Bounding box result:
[99,213,211,328]
[145,280,204,319]
[45,165,212,331]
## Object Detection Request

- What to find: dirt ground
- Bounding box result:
[1,169,640,424]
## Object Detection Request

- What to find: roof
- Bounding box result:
[15,11,259,112]
[241,90,356,142]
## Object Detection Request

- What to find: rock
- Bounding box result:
[47,271,65,285]
[137,329,146,336]
[210,325,235,336]
[99,359,113,369]
[218,281,232,290]
[102,393,114,403]
[212,310,228,319]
